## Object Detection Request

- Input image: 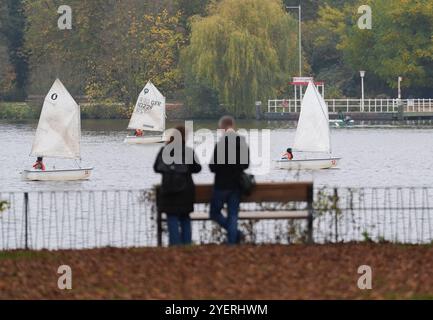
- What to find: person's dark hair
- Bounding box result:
[167,125,186,144]
[37,157,43,161]
[218,115,235,130]
[287,148,292,153]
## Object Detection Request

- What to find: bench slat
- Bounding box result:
[194,182,313,203]
[162,210,310,220]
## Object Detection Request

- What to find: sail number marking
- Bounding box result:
[136,99,162,114]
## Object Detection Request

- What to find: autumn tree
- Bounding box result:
[92,6,185,104]
[181,0,299,117]
[24,0,184,104]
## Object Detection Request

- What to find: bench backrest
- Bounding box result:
[156,182,313,205]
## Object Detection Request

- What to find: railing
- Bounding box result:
[314,187,433,244]
[267,99,433,113]
[0,190,157,250]
[1,187,433,250]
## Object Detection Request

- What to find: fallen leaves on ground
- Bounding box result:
[0,244,432,300]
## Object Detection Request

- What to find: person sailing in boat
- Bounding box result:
[134,129,144,137]
[33,157,46,171]
[282,148,293,160]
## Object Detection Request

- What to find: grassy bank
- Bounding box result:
[0,102,40,120]
[0,244,432,299]
[0,102,133,120]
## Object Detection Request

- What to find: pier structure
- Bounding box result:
[265,98,433,120]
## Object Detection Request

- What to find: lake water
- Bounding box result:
[1,119,433,192]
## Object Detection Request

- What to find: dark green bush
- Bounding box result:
[0,102,133,120]
[0,103,40,119]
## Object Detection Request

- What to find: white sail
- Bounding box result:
[293,81,331,153]
[127,81,166,132]
[30,79,81,159]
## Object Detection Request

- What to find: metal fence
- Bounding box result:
[314,187,433,244]
[0,187,432,250]
[0,190,157,250]
[267,99,433,114]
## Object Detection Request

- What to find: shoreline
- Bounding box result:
[4,102,433,122]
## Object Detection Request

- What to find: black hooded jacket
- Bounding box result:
[154,144,201,215]
[209,131,250,190]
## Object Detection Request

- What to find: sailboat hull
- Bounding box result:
[274,158,341,170]
[329,119,354,128]
[124,136,167,145]
[22,168,93,181]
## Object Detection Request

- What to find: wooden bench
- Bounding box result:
[155,182,314,246]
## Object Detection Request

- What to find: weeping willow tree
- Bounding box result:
[181,0,298,117]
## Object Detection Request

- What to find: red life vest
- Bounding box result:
[33,161,46,171]
[282,152,293,160]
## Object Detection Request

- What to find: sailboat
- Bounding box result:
[274,81,341,170]
[22,79,93,181]
[124,81,167,144]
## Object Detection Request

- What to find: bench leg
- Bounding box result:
[307,208,314,244]
[307,185,314,244]
[157,210,163,247]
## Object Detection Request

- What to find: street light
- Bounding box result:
[398,76,403,100]
[287,5,302,77]
[360,71,366,112]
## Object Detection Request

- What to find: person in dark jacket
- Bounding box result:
[154,125,201,246]
[209,116,250,244]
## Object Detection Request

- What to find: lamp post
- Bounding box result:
[360,71,366,112]
[287,5,302,77]
[397,76,404,119]
[398,76,403,100]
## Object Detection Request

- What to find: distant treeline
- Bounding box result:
[0,0,432,117]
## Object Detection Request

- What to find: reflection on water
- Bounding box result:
[1,119,433,192]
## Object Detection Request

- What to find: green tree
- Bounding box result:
[283,0,319,21]
[339,0,433,96]
[0,200,7,211]
[24,0,114,96]
[0,0,28,100]
[0,1,15,99]
[303,3,357,97]
[181,0,299,117]
[174,0,210,28]
[308,0,433,97]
